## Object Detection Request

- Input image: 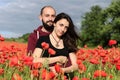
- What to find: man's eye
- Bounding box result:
[59,24,63,26]
[52,15,55,17]
[45,15,49,17]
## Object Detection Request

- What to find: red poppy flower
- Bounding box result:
[32,62,42,69]
[54,64,61,73]
[12,73,22,80]
[93,70,107,78]
[109,74,113,79]
[116,64,120,70]
[48,48,56,55]
[41,42,49,49]
[0,68,4,75]
[72,76,79,80]
[84,45,87,48]
[108,40,117,46]
[0,35,5,41]
[41,68,47,79]
[77,60,82,65]
[9,56,19,67]
[48,71,55,79]
[78,63,86,73]
[64,75,68,80]
[81,78,89,80]
[31,70,39,77]
[22,56,33,66]
[89,58,99,64]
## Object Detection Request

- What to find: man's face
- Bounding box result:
[40,7,56,31]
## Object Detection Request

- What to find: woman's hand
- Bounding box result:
[58,56,68,64]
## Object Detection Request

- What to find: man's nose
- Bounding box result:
[49,16,54,21]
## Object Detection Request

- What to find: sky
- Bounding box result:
[0,0,112,38]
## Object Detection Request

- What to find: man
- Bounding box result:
[27,6,56,54]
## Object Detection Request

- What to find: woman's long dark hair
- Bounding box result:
[54,13,80,52]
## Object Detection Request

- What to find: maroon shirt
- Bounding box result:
[27,26,50,53]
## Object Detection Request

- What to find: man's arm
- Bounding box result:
[27,33,37,54]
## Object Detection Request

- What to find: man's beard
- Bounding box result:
[42,20,54,32]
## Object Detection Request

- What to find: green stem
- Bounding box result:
[40,49,45,57]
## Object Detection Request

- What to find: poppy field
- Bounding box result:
[0,36,120,80]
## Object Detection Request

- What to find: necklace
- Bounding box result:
[51,34,61,47]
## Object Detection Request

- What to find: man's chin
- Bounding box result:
[47,23,53,26]
[44,26,53,32]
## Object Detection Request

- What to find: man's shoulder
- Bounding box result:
[29,26,43,37]
[33,26,43,33]
[28,32,36,41]
[39,35,49,39]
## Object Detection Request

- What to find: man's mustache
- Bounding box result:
[46,20,53,23]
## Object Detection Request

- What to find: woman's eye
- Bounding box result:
[65,26,68,29]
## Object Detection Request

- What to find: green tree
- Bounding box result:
[105,0,120,42]
[18,33,30,43]
[80,5,108,47]
[80,0,120,48]
[6,33,30,43]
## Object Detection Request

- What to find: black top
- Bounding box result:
[36,35,69,57]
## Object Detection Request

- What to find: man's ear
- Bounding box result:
[53,23,56,27]
[39,15,42,20]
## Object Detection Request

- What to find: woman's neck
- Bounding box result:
[51,32,60,40]
[50,32,61,47]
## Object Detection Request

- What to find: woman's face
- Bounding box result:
[54,18,69,37]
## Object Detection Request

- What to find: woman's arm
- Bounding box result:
[32,48,67,64]
[61,52,78,73]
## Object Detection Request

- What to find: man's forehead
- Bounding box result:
[43,7,54,12]
[43,9,56,15]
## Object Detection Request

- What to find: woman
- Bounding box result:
[33,13,79,74]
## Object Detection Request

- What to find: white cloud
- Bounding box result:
[0,31,22,38]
